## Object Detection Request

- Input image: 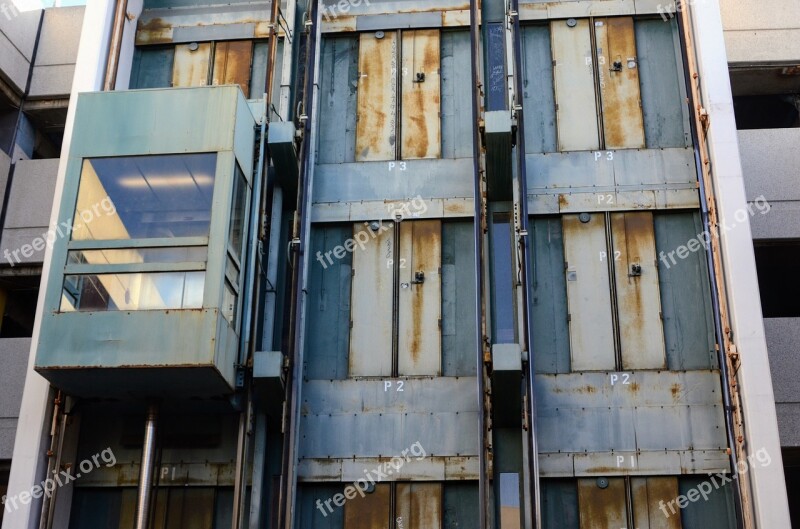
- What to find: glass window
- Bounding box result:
[228,164,248,262]
[491,213,516,344]
[222,281,238,323]
[68,247,207,265]
[60,272,204,312]
[71,154,217,241]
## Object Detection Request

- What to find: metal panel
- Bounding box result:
[401,30,441,159]
[594,17,645,149]
[530,217,570,374]
[356,31,398,161]
[318,36,359,164]
[349,221,393,376]
[577,478,627,529]
[562,214,614,370]
[677,476,736,529]
[344,483,390,529]
[611,212,666,369]
[443,482,479,529]
[635,19,689,148]
[296,484,345,529]
[541,480,579,529]
[396,483,442,529]
[305,225,352,380]
[441,30,472,159]
[654,212,716,370]
[551,19,600,152]
[631,477,681,529]
[442,221,477,376]
[398,220,442,375]
[130,47,174,89]
[172,42,212,87]
[212,40,253,97]
[521,25,557,154]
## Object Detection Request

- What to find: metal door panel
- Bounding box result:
[350,222,394,376]
[442,221,477,376]
[319,36,359,164]
[562,214,614,370]
[595,17,645,149]
[344,482,391,529]
[611,212,666,369]
[631,477,682,529]
[212,40,253,97]
[577,478,627,529]
[130,47,174,89]
[165,488,215,528]
[441,31,472,159]
[521,25,557,154]
[551,19,600,152]
[401,30,441,160]
[396,483,443,529]
[398,220,442,376]
[356,31,398,161]
[172,42,212,87]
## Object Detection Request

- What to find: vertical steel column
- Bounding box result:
[134,403,158,529]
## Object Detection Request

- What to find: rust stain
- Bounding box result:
[356,32,397,161]
[671,383,682,400]
[577,478,628,527]
[212,40,253,97]
[173,43,212,88]
[401,30,441,160]
[629,381,640,393]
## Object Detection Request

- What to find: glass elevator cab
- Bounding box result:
[34,85,256,397]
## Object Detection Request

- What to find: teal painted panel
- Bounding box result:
[654,211,717,370]
[442,221,477,376]
[295,484,344,529]
[678,476,736,529]
[68,489,122,529]
[443,482,479,529]
[441,30,473,159]
[130,47,174,89]
[529,217,570,374]
[541,479,579,529]
[304,225,352,380]
[317,36,358,164]
[635,19,689,149]
[521,25,557,154]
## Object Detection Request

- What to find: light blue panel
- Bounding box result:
[635,19,690,149]
[654,211,717,370]
[130,47,174,89]
[317,36,358,164]
[442,221,477,376]
[295,484,344,529]
[250,41,269,99]
[521,25,557,154]
[144,0,262,8]
[678,476,736,528]
[304,225,352,380]
[541,480,579,529]
[441,30,473,159]
[529,217,570,374]
[444,482,479,529]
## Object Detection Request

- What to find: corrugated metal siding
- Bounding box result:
[441,31,472,159]
[130,47,174,89]
[530,217,570,374]
[401,30,441,160]
[442,221,477,376]
[678,476,736,529]
[563,214,614,370]
[521,24,557,154]
[396,483,442,529]
[305,225,352,380]
[443,482,479,529]
[551,19,599,152]
[212,40,253,97]
[296,484,344,529]
[541,480,579,529]
[594,17,645,149]
[356,31,398,161]
[631,477,681,529]
[577,478,627,529]
[654,212,716,370]
[172,42,212,87]
[318,36,358,164]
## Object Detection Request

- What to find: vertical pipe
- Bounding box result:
[134,403,158,529]
[37,391,61,529]
[103,0,129,91]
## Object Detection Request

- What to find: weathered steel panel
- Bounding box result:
[397,483,442,529]
[577,478,627,529]
[212,40,253,97]
[678,476,736,528]
[654,212,716,370]
[356,31,398,161]
[594,17,645,149]
[349,221,394,376]
[318,36,359,164]
[540,450,730,477]
[399,220,442,375]
[441,30,472,159]
[521,24,557,154]
[551,19,600,151]
[444,483,479,529]
[610,212,666,369]
[401,30,442,159]
[442,221,477,376]
[631,477,681,529]
[344,483,390,529]
[530,217,570,374]
[541,480,579,529]
[130,47,174,89]
[296,484,346,529]
[562,214,615,370]
[172,42,212,87]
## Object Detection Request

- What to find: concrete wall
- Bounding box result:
[0,9,41,94]
[0,338,32,459]
[29,7,84,99]
[720,0,800,64]
[763,319,800,447]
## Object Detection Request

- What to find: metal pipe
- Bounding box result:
[134,403,158,529]
[103,0,129,91]
[38,391,62,529]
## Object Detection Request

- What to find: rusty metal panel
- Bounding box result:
[577,478,627,529]
[344,483,391,529]
[595,17,645,149]
[397,483,443,529]
[212,40,253,97]
[401,30,441,159]
[399,220,442,375]
[349,222,394,376]
[562,214,614,370]
[610,212,666,369]
[356,31,398,161]
[172,42,212,87]
[551,19,600,152]
[631,477,682,529]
